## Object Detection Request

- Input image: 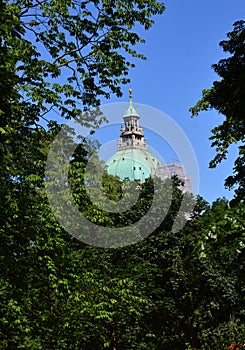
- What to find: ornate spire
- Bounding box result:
[124,87,139,117]
[117,89,148,151]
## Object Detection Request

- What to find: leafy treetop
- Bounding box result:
[0,0,165,127]
[190,20,245,200]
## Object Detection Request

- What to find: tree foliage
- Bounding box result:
[190,20,245,200]
[1,0,165,119]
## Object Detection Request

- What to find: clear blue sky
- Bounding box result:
[97,0,244,203]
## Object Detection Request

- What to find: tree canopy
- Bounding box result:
[0,0,165,119]
[190,20,245,201]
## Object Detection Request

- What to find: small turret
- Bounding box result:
[117,89,148,150]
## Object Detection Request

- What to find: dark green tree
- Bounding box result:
[190,20,245,201]
[0,0,166,348]
[130,196,245,349]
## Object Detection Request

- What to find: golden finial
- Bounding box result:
[129,88,133,100]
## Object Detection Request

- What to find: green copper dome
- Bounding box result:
[106,148,160,182]
[106,88,161,182]
[105,89,192,190]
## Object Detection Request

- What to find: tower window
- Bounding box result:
[122,158,125,161]
[139,167,141,170]
[133,167,136,170]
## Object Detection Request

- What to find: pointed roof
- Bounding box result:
[124,88,139,117]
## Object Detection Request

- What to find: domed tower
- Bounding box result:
[106,89,161,182]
